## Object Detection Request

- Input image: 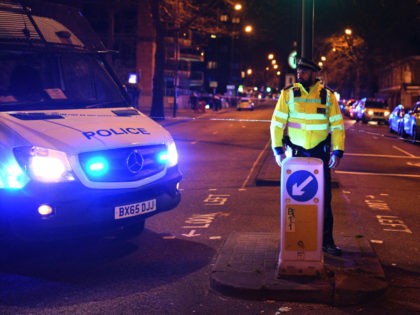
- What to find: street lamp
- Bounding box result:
[343,28,361,98]
[234,3,242,11]
[244,24,253,33]
[318,57,326,70]
[244,67,253,88]
[226,3,244,90]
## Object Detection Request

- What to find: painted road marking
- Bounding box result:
[344,153,420,159]
[180,191,231,239]
[370,240,383,244]
[181,230,200,238]
[333,150,420,177]
[336,170,420,178]
[364,195,412,234]
[376,215,412,233]
[204,194,230,206]
[392,145,416,157]
[407,161,420,167]
[183,212,221,228]
[240,140,271,191]
[365,196,391,211]
[177,188,230,240]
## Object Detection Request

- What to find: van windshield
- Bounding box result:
[365,101,388,109]
[0,51,128,111]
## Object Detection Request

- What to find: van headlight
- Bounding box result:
[158,140,178,167]
[13,146,75,183]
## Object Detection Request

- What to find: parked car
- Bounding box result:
[355,98,390,124]
[343,99,356,117]
[237,97,254,111]
[402,101,420,144]
[338,99,346,114]
[348,100,359,119]
[388,104,406,135]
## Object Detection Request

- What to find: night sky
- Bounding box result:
[242,0,419,68]
[43,0,419,66]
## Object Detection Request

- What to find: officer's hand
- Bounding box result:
[328,154,341,169]
[275,154,285,167]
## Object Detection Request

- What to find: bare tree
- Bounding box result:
[141,0,244,118]
[315,31,367,99]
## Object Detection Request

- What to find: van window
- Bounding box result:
[0,51,127,111]
[365,100,387,109]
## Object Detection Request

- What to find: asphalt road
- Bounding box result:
[0,101,419,314]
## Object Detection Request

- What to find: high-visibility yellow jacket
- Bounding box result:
[270,80,345,155]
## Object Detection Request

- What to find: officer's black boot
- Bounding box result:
[322,232,342,256]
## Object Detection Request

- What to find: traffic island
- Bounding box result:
[210,232,388,306]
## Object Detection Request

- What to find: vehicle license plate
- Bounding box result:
[115,199,156,219]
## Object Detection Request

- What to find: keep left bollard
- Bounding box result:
[277,157,325,277]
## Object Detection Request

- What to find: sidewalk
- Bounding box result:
[210,151,388,305]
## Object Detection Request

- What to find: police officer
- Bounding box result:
[270,57,345,256]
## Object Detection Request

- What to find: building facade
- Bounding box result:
[377,56,420,109]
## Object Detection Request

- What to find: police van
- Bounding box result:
[0,1,182,239]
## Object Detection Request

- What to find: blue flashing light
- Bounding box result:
[128,73,138,84]
[0,161,27,189]
[85,156,109,177]
[157,151,169,163]
[156,142,178,167]
[157,143,178,167]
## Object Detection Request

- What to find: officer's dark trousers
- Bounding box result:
[289,140,335,246]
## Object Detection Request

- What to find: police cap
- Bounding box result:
[297,57,321,72]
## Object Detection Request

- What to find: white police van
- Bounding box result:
[0,1,182,239]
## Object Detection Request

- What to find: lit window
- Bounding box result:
[207,61,217,69]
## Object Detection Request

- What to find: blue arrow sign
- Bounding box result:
[286,170,318,202]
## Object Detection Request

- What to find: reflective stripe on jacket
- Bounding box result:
[270,80,345,152]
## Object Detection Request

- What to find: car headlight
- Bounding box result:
[384,111,390,117]
[158,140,178,167]
[13,146,75,183]
[367,110,374,116]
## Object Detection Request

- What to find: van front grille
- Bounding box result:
[79,145,166,182]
